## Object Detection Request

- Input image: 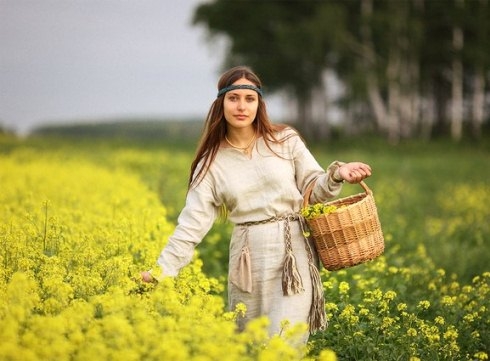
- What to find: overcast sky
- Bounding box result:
[0,0,282,134]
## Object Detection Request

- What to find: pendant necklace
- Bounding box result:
[225,133,257,155]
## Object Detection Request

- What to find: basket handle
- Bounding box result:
[302,180,372,208]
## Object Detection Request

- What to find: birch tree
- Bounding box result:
[466,0,489,139]
[450,0,465,141]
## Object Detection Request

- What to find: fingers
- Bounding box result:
[141,271,153,283]
[340,162,372,183]
[353,163,371,178]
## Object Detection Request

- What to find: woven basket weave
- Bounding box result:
[303,181,384,271]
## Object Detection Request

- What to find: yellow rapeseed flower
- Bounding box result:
[397,303,407,312]
[434,316,445,325]
[473,352,489,360]
[318,349,337,361]
[417,300,431,310]
[407,328,418,337]
[338,281,350,295]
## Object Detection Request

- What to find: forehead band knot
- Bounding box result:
[217,84,263,98]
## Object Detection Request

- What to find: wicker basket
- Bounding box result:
[303,181,384,271]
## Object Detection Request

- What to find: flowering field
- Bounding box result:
[0,135,489,360]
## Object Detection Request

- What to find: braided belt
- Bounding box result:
[237,214,299,228]
[236,214,312,263]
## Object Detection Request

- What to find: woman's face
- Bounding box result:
[223,78,259,131]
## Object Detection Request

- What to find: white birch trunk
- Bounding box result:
[398,53,420,138]
[471,67,485,138]
[421,94,435,140]
[386,47,401,144]
[361,0,388,133]
[366,75,388,132]
[450,3,464,141]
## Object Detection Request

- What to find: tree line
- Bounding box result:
[193,0,489,142]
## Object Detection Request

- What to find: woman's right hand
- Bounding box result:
[141,271,154,283]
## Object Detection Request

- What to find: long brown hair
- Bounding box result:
[188,66,291,189]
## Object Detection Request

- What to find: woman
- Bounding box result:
[141,66,371,338]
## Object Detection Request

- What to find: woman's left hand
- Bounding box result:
[338,162,372,183]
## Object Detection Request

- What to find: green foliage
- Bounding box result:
[30,119,204,142]
[194,0,490,140]
[309,260,489,360]
[194,1,333,94]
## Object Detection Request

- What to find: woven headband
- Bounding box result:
[217,84,263,98]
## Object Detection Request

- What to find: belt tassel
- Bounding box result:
[282,250,304,295]
[299,217,328,333]
[307,260,327,332]
[282,217,304,295]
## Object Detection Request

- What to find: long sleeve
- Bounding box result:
[309,161,344,204]
[288,130,343,204]
[150,175,220,281]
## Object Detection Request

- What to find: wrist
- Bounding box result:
[148,268,163,282]
[331,162,345,183]
[332,170,343,183]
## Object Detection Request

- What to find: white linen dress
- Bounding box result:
[152,127,343,336]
